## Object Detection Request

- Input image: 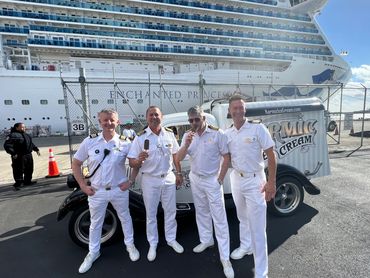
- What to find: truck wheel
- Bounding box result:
[328,121,337,132]
[268,176,304,216]
[68,205,120,248]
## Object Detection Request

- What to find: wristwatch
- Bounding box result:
[128,180,135,186]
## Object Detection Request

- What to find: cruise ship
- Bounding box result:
[0,0,351,134]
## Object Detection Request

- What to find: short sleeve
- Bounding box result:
[73,137,89,162]
[171,133,180,154]
[218,130,229,155]
[258,124,275,151]
[127,136,141,159]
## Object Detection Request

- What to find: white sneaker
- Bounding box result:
[167,240,184,253]
[221,260,235,278]
[193,241,214,253]
[126,244,140,261]
[147,246,157,262]
[78,252,100,274]
[230,246,253,260]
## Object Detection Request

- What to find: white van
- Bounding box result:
[130,97,330,217]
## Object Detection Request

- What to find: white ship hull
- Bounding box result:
[0,55,350,134]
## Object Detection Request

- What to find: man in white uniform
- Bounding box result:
[128,106,184,261]
[176,106,234,278]
[72,108,140,274]
[122,121,136,141]
[225,95,276,278]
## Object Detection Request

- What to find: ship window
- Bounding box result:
[24,118,27,120]
[40,99,48,105]
[91,99,99,104]
[107,99,114,104]
[22,100,30,105]
[4,100,13,105]
[58,99,65,104]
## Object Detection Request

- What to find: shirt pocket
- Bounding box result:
[87,148,104,162]
[244,136,259,150]
[112,149,126,164]
[204,138,219,160]
[161,140,174,156]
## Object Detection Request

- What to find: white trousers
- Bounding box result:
[141,173,177,246]
[190,172,230,261]
[88,187,134,254]
[230,170,268,278]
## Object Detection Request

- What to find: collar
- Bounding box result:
[145,126,164,137]
[97,132,119,142]
[232,119,251,131]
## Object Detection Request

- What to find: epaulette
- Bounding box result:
[89,133,99,138]
[208,125,219,131]
[119,135,129,141]
[165,127,174,132]
[136,129,146,136]
[248,119,262,124]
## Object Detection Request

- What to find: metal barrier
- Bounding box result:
[61,70,369,164]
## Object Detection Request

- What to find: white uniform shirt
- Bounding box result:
[128,127,179,175]
[74,133,130,188]
[181,125,229,176]
[122,128,136,138]
[225,120,274,173]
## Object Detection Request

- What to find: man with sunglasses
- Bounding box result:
[176,106,234,278]
[72,108,140,273]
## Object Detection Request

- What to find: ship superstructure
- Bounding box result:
[0,0,351,133]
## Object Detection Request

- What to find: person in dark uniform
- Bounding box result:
[3,123,40,190]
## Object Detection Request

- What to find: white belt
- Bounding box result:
[234,170,264,178]
[190,172,217,179]
[142,172,169,178]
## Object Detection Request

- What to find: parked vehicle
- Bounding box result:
[58,97,330,247]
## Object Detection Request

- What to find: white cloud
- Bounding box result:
[329,65,370,113]
[350,65,370,87]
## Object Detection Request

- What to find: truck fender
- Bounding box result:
[57,189,88,221]
[275,164,320,195]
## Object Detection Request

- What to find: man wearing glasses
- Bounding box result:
[176,106,234,278]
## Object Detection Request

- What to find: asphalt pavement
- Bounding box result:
[0,149,369,278]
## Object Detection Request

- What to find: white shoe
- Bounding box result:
[78,252,100,274]
[221,260,235,278]
[167,240,184,253]
[147,246,157,262]
[126,244,140,261]
[193,241,214,253]
[230,246,253,260]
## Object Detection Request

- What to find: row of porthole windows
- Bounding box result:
[4,99,133,105]
[6,117,69,121]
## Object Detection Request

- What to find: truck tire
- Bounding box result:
[68,205,120,248]
[268,176,304,216]
[328,121,337,132]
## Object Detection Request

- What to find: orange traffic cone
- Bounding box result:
[46,148,61,178]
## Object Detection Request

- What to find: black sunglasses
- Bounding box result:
[188,118,201,123]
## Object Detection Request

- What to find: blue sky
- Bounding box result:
[316,0,370,113]
[317,0,370,68]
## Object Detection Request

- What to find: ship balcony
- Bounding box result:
[17,0,310,22]
[26,38,296,62]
